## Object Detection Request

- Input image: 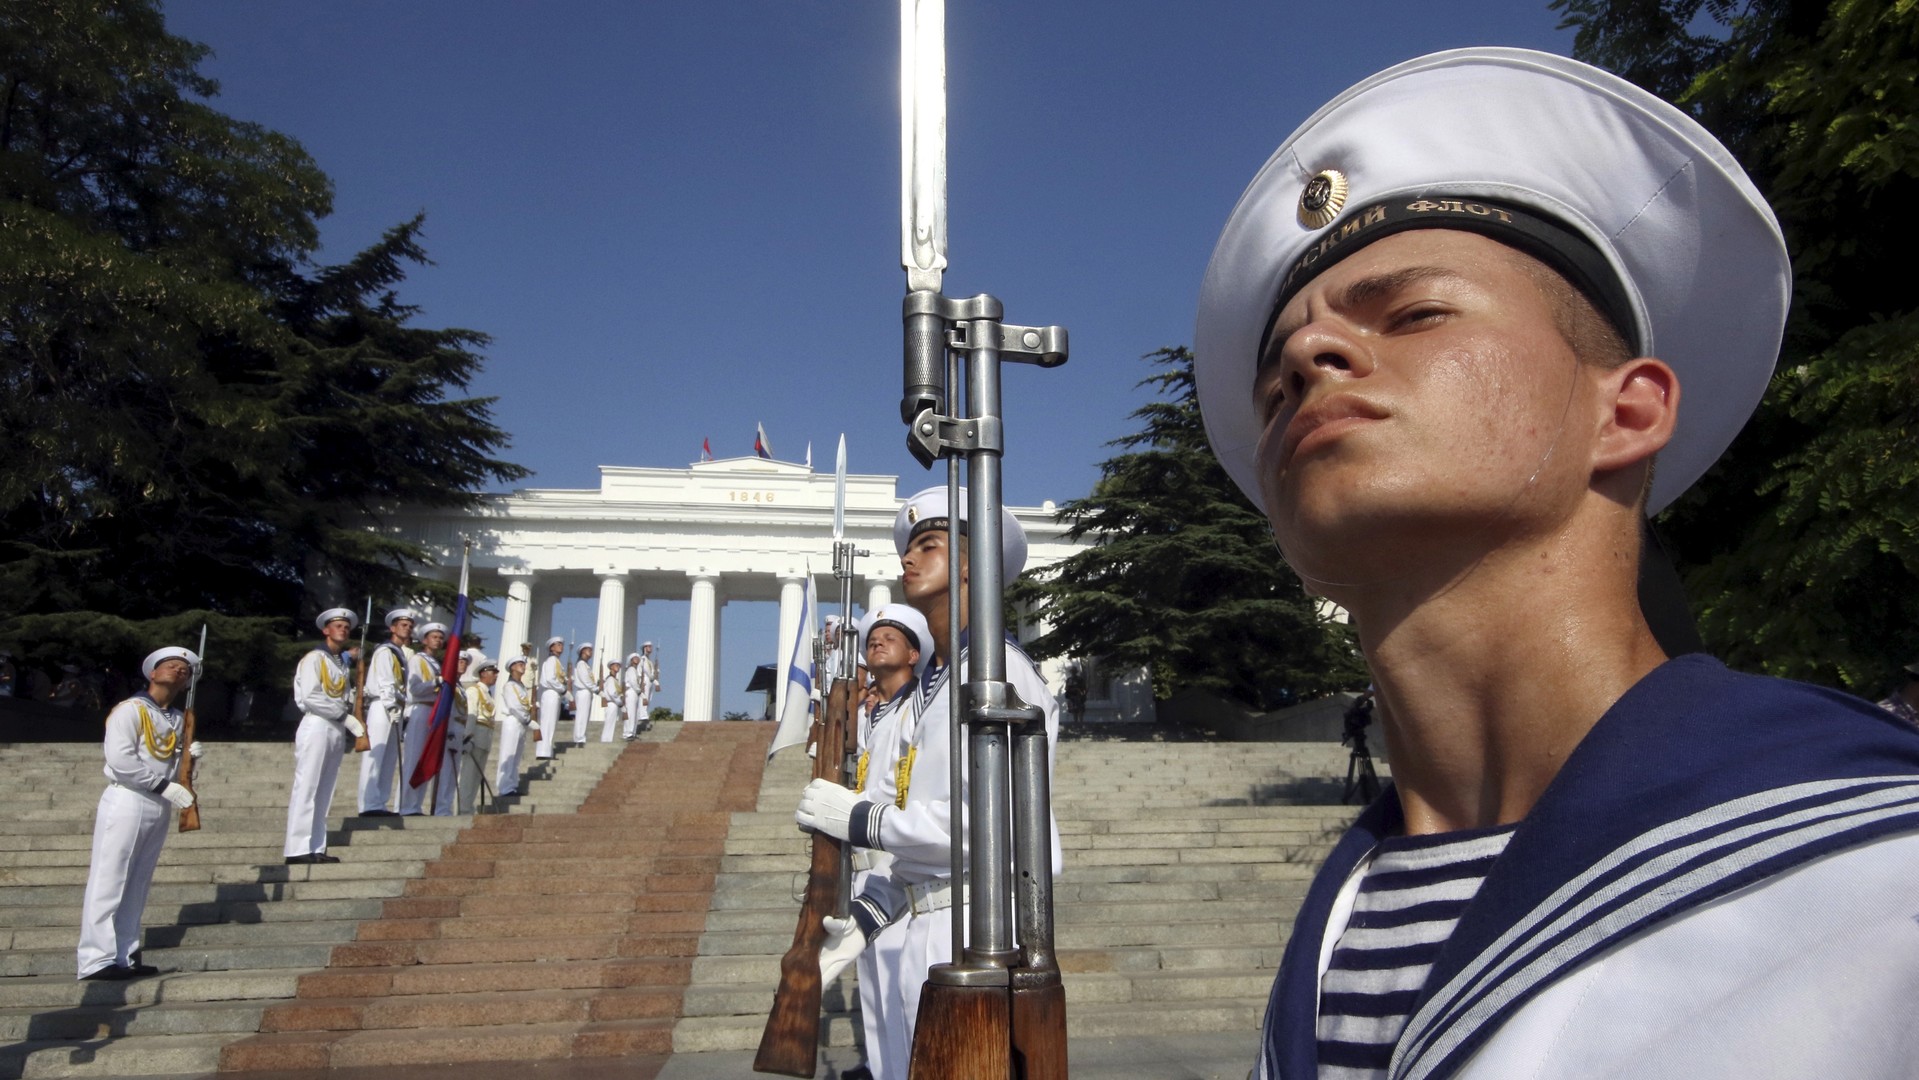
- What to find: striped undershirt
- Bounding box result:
[1316,823,1517,1079]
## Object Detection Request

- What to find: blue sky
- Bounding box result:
[165,1,1577,715]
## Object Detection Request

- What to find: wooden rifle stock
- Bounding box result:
[752,680,855,1077]
[176,704,201,833]
[909,982,1012,1080]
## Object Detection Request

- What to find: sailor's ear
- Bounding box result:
[1591,357,1677,476]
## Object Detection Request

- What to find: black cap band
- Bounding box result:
[1268,194,1639,356]
[868,619,921,653]
[908,516,964,544]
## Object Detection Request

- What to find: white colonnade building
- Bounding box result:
[384,457,1105,723]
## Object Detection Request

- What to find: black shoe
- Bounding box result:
[311,853,341,863]
[126,962,161,977]
[285,854,317,865]
[81,965,136,981]
[358,809,397,818]
[841,1066,875,1080]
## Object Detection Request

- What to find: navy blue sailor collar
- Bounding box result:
[1264,654,1919,1080]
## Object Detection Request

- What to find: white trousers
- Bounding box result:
[77,784,169,978]
[357,701,402,812]
[432,730,460,816]
[458,723,493,813]
[598,699,620,742]
[867,897,956,1080]
[537,689,561,758]
[570,690,593,744]
[497,714,530,794]
[284,715,348,857]
[398,703,434,814]
[623,690,643,737]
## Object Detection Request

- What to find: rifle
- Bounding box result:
[754,675,857,1076]
[898,1,1069,1075]
[177,623,207,833]
[756,438,866,1077]
[351,596,372,752]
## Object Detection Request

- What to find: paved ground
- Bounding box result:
[216,1031,1258,1079]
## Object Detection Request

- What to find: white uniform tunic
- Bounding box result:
[397,650,441,815]
[850,639,1062,1079]
[536,654,566,758]
[621,663,644,738]
[77,694,184,978]
[284,647,353,857]
[598,671,622,742]
[570,658,595,745]
[495,672,533,795]
[851,685,910,1080]
[357,641,409,812]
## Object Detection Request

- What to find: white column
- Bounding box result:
[865,581,892,613]
[774,575,806,721]
[499,572,535,666]
[529,579,556,648]
[594,572,627,668]
[684,572,720,723]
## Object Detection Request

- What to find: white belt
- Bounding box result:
[851,850,881,873]
[907,875,967,916]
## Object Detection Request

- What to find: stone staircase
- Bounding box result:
[214,722,767,1072]
[0,726,628,1079]
[674,738,1380,1054]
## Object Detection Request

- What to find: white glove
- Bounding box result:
[819,915,866,985]
[795,778,861,842]
[161,782,195,810]
[187,740,205,759]
[344,717,366,739]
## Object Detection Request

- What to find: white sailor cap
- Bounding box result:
[142,646,201,679]
[315,607,359,631]
[1194,47,1789,516]
[384,607,417,628]
[418,622,448,637]
[642,641,654,649]
[507,655,528,670]
[893,485,1029,578]
[474,658,499,674]
[545,635,565,647]
[627,652,642,662]
[858,603,934,674]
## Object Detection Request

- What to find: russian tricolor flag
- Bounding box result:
[754,422,773,460]
[409,551,470,789]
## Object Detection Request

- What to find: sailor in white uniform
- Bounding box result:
[598,660,623,743]
[76,646,202,980]
[357,607,415,816]
[840,602,931,1080]
[397,622,446,816]
[796,487,1062,1077]
[536,636,566,759]
[635,642,660,731]
[1187,47,1919,1080]
[620,652,644,739]
[284,608,364,863]
[496,656,534,796]
[430,651,470,816]
[570,644,596,745]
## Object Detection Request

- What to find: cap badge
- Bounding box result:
[906,506,919,524]
[1298,169,1349,229]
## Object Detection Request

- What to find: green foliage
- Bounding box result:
[0,0,526,688]
[1012,348,1367,709]
[650,706,684,725]
[1556,0,1919,691]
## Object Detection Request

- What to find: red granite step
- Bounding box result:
[218,725,774,1071]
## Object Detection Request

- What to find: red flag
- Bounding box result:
[754,422,773,460]
[409,555,470,789]
[701,438,713,462]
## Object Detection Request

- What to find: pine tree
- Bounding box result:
[0,1,526,689]
[1013,347,1367,709]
